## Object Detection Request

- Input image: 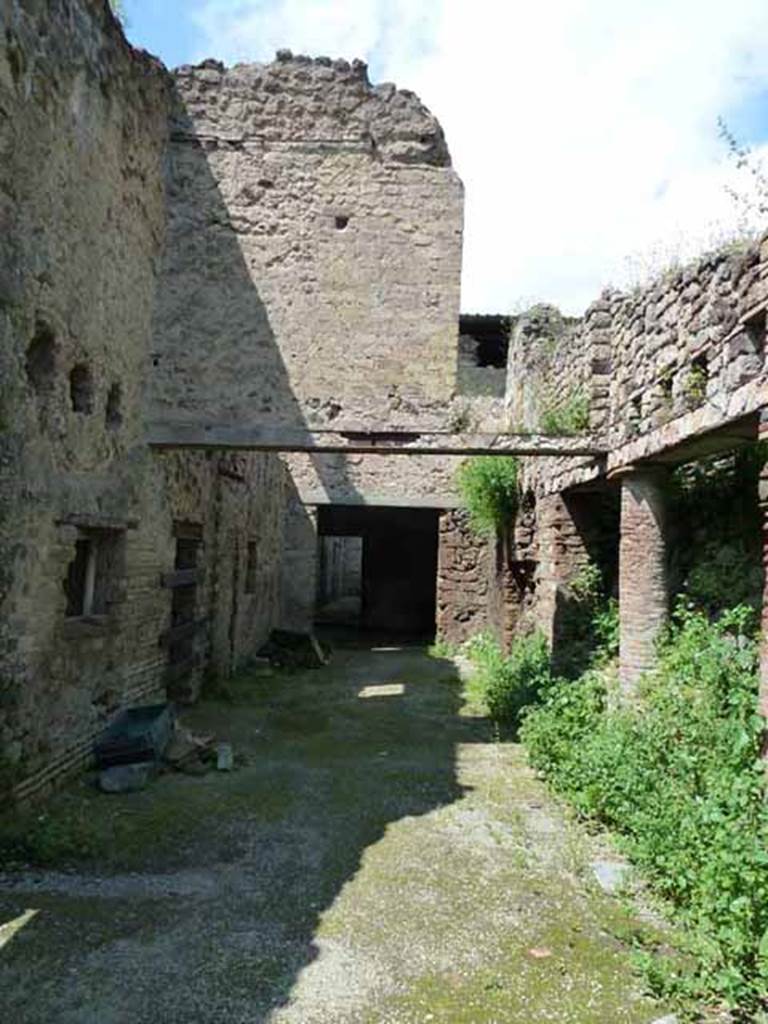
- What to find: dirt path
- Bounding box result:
[0,641,671,1023]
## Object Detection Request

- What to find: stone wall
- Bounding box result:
[505,306,597,433]
[282,452,462,508]
[0,3,286,801]
[436,511,491,646]
[149,53,464,438]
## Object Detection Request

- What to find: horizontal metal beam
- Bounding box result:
[296,491,462,509]
[147,421,607,457]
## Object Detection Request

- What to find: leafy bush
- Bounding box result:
[456,456,520,536]
[539,389,590,435]
[521,604,768,1013]
[555,561,619,678]
[683,538,763,616]
[465,631,552,727]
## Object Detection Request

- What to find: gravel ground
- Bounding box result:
[0,640,672,1023]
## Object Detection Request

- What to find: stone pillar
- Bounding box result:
[435,510,490,647]
[618,467,669,696]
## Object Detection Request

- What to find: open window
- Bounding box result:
[64,529,124,619]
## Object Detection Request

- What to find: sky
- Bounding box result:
[122,0,768,315]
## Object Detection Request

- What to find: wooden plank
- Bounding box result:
[172,520,203,540]
[165,655,201,683]
[147,421,607,457]
[159,618,208,647]
[160,569,203,589]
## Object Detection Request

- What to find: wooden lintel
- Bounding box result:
[159,618,208,647]
[166,655,202,683]
[57,513,139,531]
[160,569,203,589]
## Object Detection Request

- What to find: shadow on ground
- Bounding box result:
[0,640,671,1023]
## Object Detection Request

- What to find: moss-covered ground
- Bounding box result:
[0,639,673,1022]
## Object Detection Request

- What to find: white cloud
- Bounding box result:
[193,0,768,314]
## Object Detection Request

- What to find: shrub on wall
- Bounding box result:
[456,455,520,536]
[539,389,590,435]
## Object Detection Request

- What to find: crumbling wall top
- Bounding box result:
[172,51,451,167]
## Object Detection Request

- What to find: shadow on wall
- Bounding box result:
[0,646,492,1022]
[149,81,365,630]
[550,486,621,678]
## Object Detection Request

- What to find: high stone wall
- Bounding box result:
[149,54,464,439]
[0,2,287,800]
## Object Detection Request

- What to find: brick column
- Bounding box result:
[618,467,669,697]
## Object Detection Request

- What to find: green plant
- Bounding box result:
[456,456,520,536]
[522,604,768,1014]
[428,638,456,659]
[465,631,552,727]
[667,445,766,615]
[539,389,590,435]
[555,561,619,678]
[683,363,708,408]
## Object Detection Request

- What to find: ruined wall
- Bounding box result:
[282,452,462,508]
[505,306,598,433]
[149,53,464,438]
[436,511,491,646]
[603,243,766,447]
[0,3,286,801]
[508,242,768,670]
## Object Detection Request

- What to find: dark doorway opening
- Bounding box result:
[316,535,364,626]
[317,506,440,637]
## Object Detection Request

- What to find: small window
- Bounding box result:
[69,364,94,414]
[26,322,56,394]
[175,538,200,571]
[245,540,258,594]
[335,214,349,231]
[685,353,709,407]
[659,366,675,400]
[745,307,766,356]
[64,529,123,618]
[105,382,122,429]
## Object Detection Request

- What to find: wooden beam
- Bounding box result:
[159,618,208,647]
[160,569,204,589]
[147,421,607,457]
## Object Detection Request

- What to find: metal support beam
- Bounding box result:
[147,421,607,458]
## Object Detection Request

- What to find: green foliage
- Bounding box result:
[684,538,763,616]
[465,631,553,727]
[682,363,708,408]
[539,389,590,435]
[456,456,520,536]
[521,604,768,1013]
[428,638,456,659]
[668,447,766,615]
[0,806,103,867]
[556,561,619,678]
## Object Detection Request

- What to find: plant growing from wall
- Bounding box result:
[456,455,520,537]
[538,388,590,435]
[682,362,708,409]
